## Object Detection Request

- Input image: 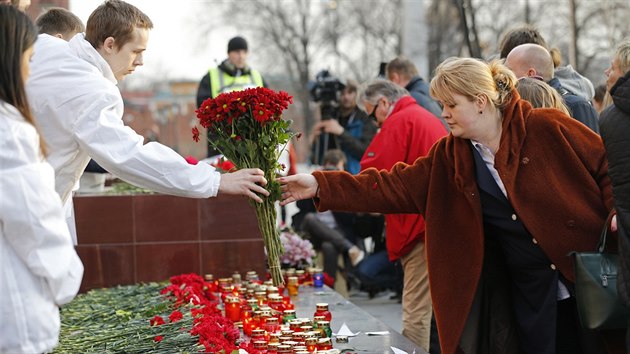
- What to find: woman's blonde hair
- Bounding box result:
[615,38,630,76]
[429,57,516,110]
[516,77,570,115]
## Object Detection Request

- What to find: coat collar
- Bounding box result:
[450,89,529,192]
[611,70,630,114]
[380,96,419,128]
[68,33,117,85]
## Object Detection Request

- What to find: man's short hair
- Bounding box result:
[386,56,419,80]
[344,79,359,93]
[322,149,346,167]
[85,0,153,50]
[36,7,84,37]
[499,25,548,59]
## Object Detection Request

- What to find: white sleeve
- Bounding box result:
[1,162,83,306]
[72,89,221,198]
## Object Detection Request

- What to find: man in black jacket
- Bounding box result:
[599,39,630,351]
[505,43,600,133]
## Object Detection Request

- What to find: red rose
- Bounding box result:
[154,335,163,342]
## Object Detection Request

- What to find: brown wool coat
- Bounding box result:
[313,91,613,354]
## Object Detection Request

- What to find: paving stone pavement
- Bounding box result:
[348,289,403,334]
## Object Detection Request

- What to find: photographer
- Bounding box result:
[311,79,378,174]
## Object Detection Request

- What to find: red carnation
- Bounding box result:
[154,335,164,342]
[169,310,184,323]
[192,126,200,142]
[150,315,165,326]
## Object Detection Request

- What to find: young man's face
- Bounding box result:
[339,88,357,110]
[228,49,248,69]
[100,27,149,81]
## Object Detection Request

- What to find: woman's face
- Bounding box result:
[21,45,34,81]
[605,56,624,93]
[439,93,485,139]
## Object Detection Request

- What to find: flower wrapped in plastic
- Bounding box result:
[193,87,296,285]
[279,228,316,269]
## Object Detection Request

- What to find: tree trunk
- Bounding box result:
[568,0,579,68]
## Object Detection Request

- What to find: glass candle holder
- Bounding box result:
[246,270,260,283]
[289,319,303,332]
[314,303,332,322]
[282,296,295,310]
[287,276,299,296]
[312,268,324,288]
[282,309,296,324]
[267,342,281,354]
[224,296,241,322]
[296,270,306,284]
[317,337,333,351]
[251,329,266,342]
[253,340,268,350]
[305,337,318,353]
[277,344,292,354]
[317,320,332,338]
[264,317,281,334]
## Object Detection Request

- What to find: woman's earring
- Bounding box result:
[479,110,483,114]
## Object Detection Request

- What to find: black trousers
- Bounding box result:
[301,213,355,279]
[557,297,608,354]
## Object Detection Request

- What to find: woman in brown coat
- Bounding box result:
[280,58,615,354]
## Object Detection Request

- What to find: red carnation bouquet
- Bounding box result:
[193,87,296,285]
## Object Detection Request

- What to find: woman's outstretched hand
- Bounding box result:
[278,174,318,206]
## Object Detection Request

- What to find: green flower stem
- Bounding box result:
[254,198,284,286]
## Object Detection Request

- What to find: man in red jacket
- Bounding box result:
[359,80,447,351]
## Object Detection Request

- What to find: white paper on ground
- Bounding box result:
[390,346,408,354]
[333,322,360,336]
[366,330,390,336]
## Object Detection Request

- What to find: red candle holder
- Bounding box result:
[317,337,333,350]
[305,337,318,353]
[314,303,332,322]
[224,296,241,322]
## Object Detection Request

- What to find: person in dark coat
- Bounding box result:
[505,43,600,133]
[599,38,630,352]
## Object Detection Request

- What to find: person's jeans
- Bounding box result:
[355,250,403,289]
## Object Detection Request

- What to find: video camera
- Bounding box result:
[307,70,345,120]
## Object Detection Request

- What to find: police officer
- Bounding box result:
[196,36,267,156]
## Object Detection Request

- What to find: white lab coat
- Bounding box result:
[26,34,221,207]
[0,102,83,354]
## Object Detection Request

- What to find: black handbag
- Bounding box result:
[572,212,630,330]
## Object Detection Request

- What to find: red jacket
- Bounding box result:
[360,96,447,260]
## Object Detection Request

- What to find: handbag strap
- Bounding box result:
[597,210,616,253]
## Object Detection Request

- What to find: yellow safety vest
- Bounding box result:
[208,67,264,98]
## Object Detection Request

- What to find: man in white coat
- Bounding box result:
[26,0,269,244]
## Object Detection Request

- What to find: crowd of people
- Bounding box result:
[1,1,629,354]
[282,25,630,354]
